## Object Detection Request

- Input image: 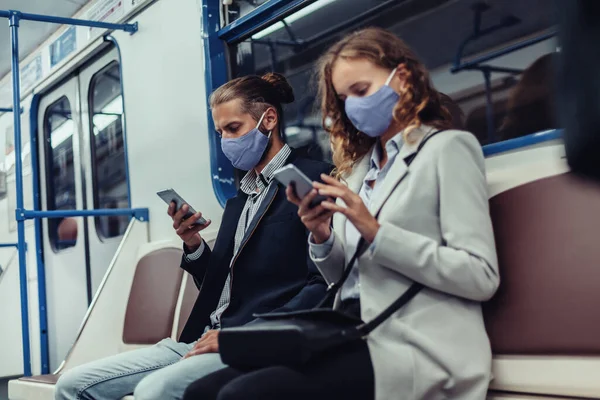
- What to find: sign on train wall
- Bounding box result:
[0,0,151,108]
[86,0,126,38]
[21,55,43,92]
[50,26,77,68]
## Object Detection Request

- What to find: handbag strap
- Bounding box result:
[318,129,445,328]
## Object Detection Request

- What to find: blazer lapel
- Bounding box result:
[223,194,247,229]
[368,155,409,217]
[333,149,373,241]
[237,182,279,253]
[369,126,435,216]
[232,149,295,259]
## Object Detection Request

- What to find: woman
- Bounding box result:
[183,27,499,400]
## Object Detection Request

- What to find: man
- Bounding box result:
[54,74,331,400]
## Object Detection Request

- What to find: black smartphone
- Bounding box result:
[273,165,329,208]
[157,189,208,226]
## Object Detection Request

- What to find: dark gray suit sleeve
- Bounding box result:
[180,240,212,289]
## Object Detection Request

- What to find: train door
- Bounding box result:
[78,50,129,302]
[37,47,129,370]
[38,76,88,371]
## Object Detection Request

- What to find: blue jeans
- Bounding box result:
[54,338,226,400]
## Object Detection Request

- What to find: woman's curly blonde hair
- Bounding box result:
[317,27,453,178]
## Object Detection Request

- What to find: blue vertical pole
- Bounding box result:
[9,11,32,377]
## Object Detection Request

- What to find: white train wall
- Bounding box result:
[0,0,224,377]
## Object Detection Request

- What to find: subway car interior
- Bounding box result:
[0,0,597,398]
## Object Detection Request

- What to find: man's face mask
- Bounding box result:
[221,111,271,171]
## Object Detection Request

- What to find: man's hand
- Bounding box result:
[168,202,211,252]
[183,330,219,359]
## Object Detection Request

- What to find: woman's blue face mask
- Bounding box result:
[344,68,399,138]
[221,112,271,171]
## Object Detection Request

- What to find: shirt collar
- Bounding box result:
[240,144,291,196]
[370,131,404,172]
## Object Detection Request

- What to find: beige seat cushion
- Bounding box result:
[123,248,184,344]
[177,273,200,339]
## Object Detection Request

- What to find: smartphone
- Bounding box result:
[273,164,328,208]
[157,189,208,226]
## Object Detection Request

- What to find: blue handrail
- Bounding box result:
[0,107,23,113]
[451,30,557,73]
[6,10,32,378]
[0,10,138,34]
[0,8,138,377]
[21,208,149,221]
[0,243,19,248]
[482,129,562,157]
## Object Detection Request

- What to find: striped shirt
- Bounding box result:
[185,144,292,332]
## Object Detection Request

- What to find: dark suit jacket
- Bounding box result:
[179,152,332,343]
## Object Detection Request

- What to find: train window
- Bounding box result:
[228,0,558,158]
[44,96,78,251]
[89,62,129,239]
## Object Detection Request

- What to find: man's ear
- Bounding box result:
[262,107,279,132]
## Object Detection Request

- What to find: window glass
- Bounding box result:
[89,62,129,239]
[229,0,559,161]
[44,96,78,251]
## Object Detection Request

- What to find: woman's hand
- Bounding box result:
[286,185,333,244]
[314,174,380,243]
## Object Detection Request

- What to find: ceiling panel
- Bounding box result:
[0,0,87,77]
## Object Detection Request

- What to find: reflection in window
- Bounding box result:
[497,53,558,141]
[45,96,77,251]
[90,62,129,239]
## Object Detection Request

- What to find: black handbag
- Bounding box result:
[219,130,443,369]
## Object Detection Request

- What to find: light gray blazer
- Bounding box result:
[311,126,499,400]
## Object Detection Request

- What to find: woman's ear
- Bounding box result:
[394,63,409,92]
[262,107,279,132]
